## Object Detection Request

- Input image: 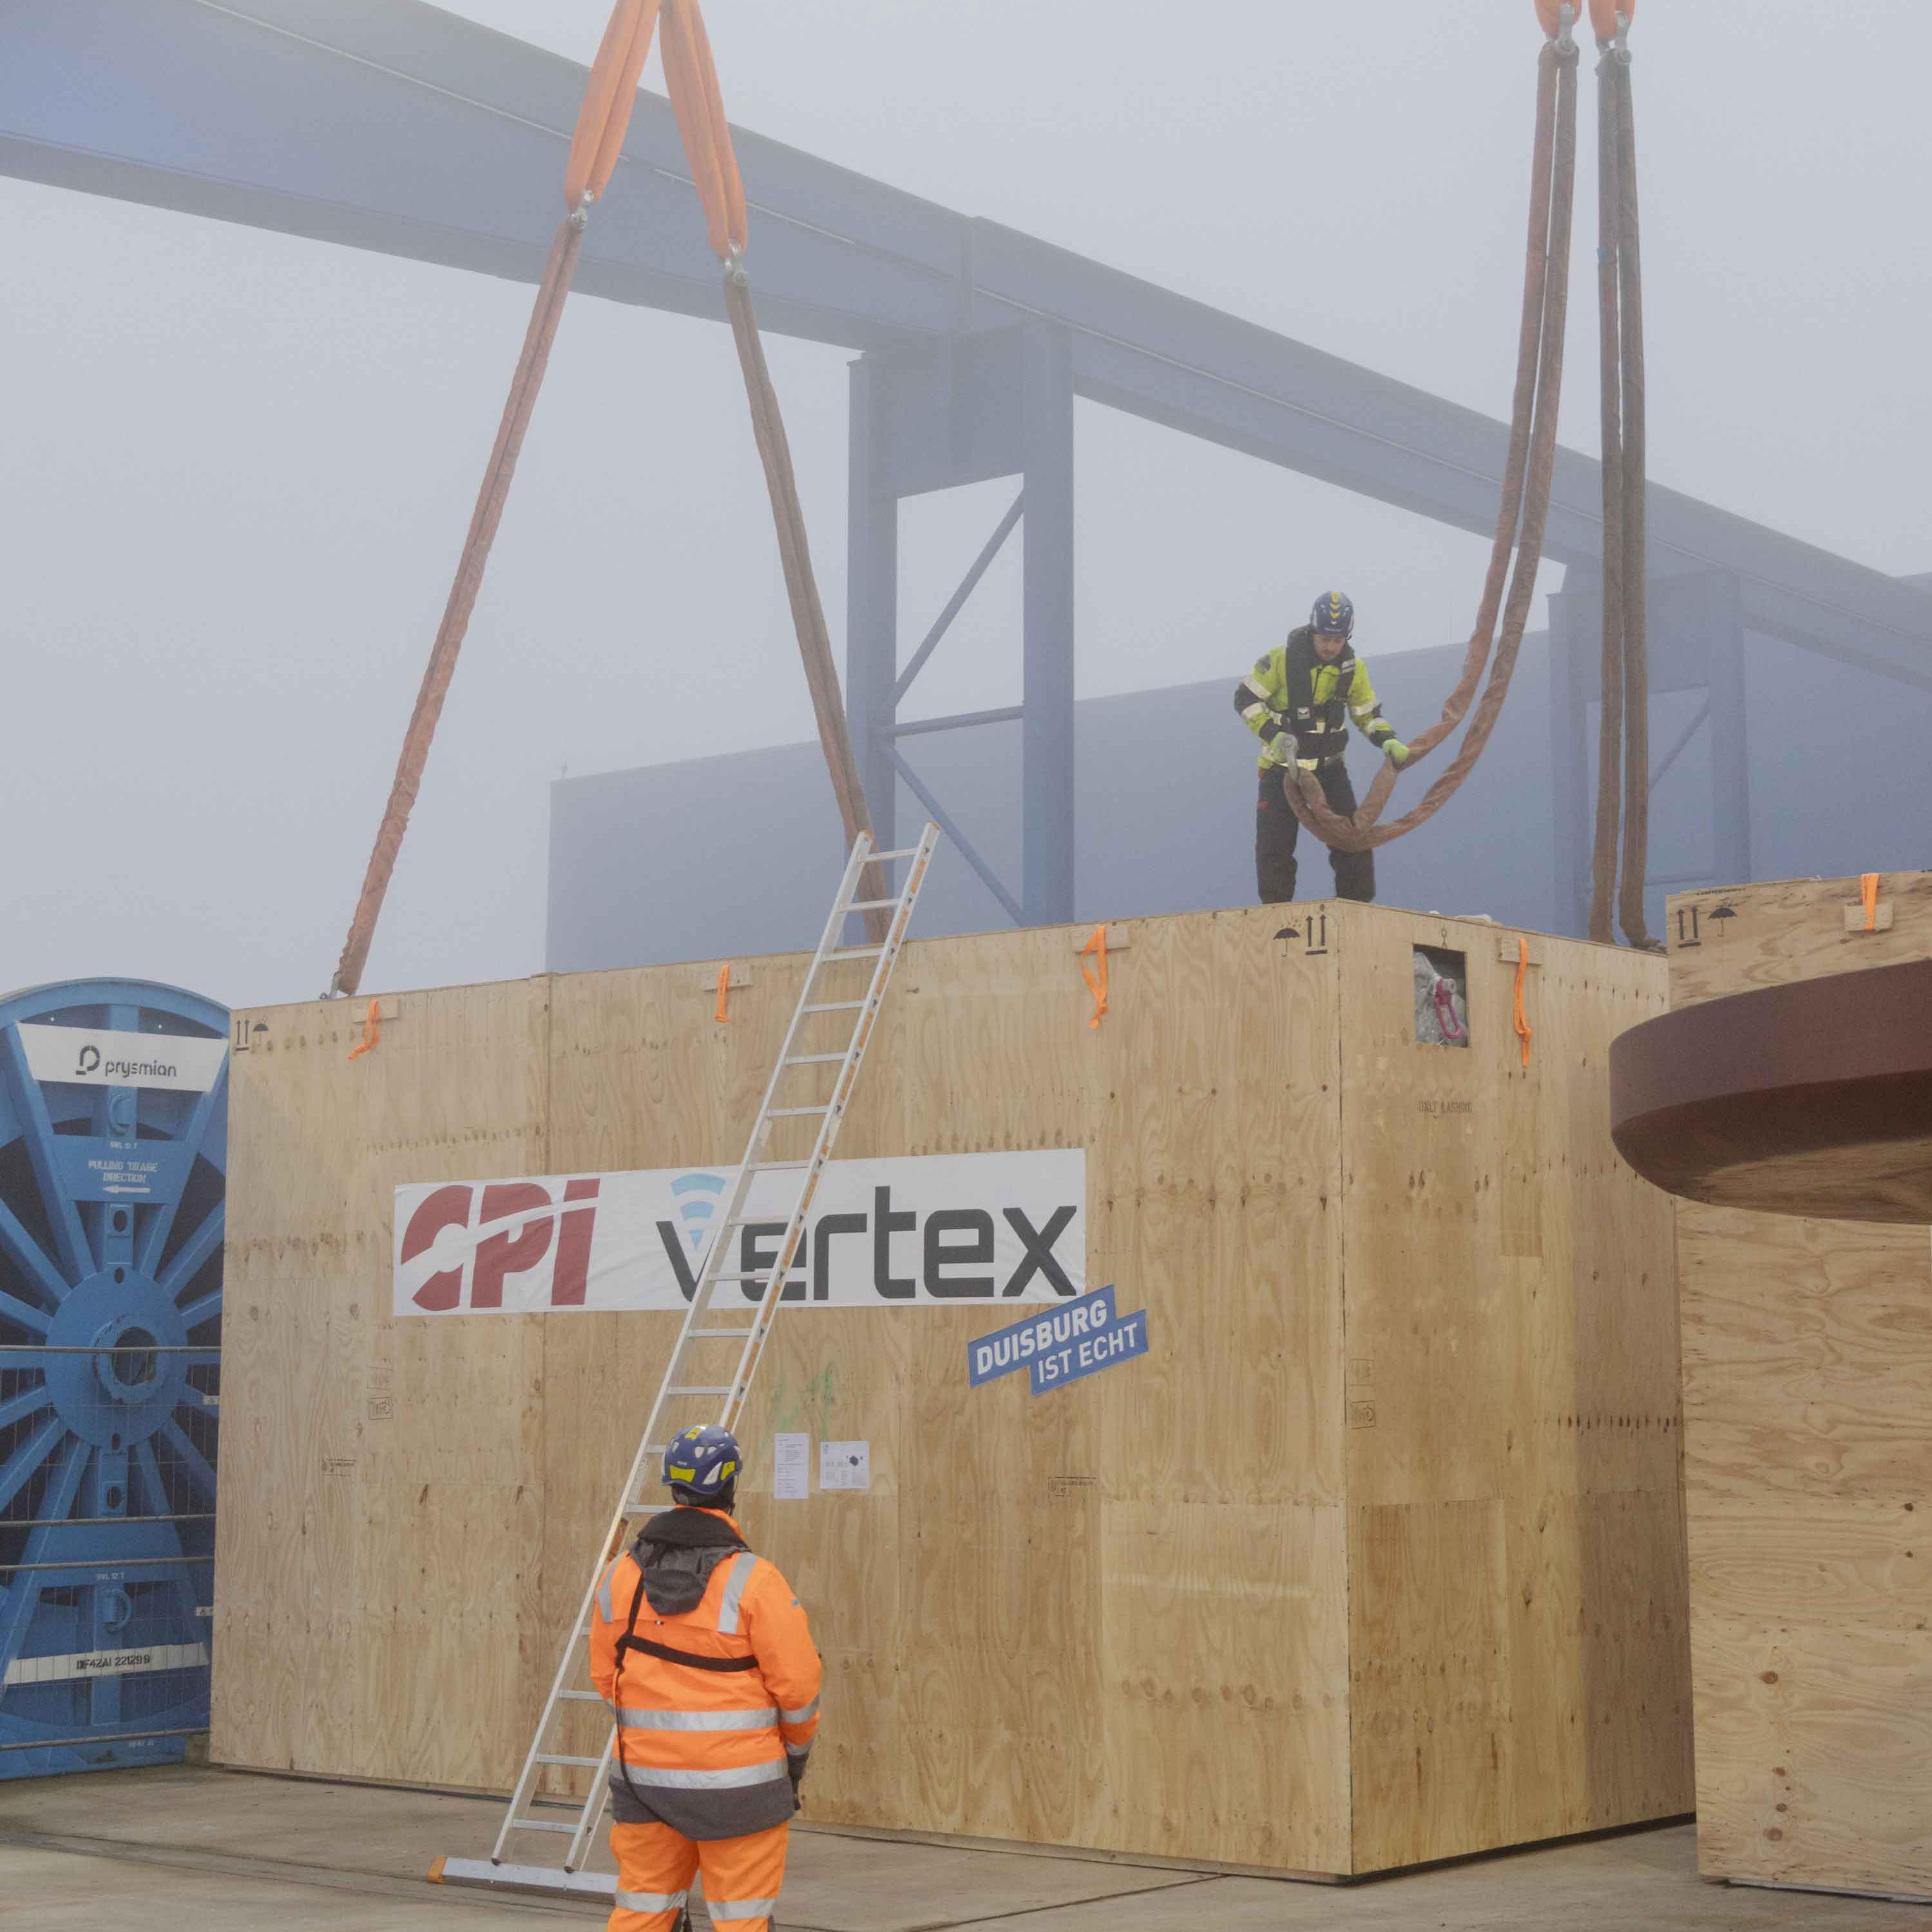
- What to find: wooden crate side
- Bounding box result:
[1679,1199,1932,1893]
[212,979,550,1788]
[1666,871,1932,1008]
[1336,910,1688,1870]
[1669,872,1932,1894]
[536,908,1351,1870]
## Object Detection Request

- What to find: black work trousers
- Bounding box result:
[1255,761,1375,905]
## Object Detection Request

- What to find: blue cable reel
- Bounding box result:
[0,980,226,1778]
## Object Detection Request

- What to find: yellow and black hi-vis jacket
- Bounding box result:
[1234,626,1398,770]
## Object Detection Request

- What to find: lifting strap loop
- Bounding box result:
[1862,872,1882,933]
[329,0,887,993]
[347,999,381,1061]
[716,962,732,1024]
[565,0,662,210]
[1078,927,1109,1030]
[1283,30,1578,857]
[1514,938,1535,1070]
[660,0,747,258]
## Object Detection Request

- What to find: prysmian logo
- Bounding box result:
[73,1040,180,1082]
[100,1055,179,1083]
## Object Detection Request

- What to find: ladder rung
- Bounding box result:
[768,1105,829,1118]
[749,1158,812,1170]
[846,898,898,911]
[510,1820,579,1835]
[784,1053,846,1065]
[801,1000,866,1013]
[666,1385,732,1397]
[558,1690,606,1703]
[868,846,923,860]
[536,1754,605,1768]
[822,946,885,961]
[690,1326,755,1339]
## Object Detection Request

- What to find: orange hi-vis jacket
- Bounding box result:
[589,1507,821,1842]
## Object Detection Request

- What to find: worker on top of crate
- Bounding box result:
[590,1423,821,1932]
[1235,591,1411,906]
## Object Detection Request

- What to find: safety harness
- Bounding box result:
[609,1508,756,1812]
[1282,627,1361,767]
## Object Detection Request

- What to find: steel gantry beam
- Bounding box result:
[6,0,1929,923]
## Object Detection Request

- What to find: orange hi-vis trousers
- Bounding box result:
[609,1819,789,1931]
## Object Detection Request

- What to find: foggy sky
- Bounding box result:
[3,0,1926,1008]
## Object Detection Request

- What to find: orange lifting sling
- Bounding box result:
[330,0,881,998]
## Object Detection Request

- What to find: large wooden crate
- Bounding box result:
[1669,870,1932,1900]
[212,901,1687,1875]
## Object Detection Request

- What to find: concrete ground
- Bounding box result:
[3,1765,1931,1931]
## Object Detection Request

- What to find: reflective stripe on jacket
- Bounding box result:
[589,1508,822,1841]
[1234,626,1396,769]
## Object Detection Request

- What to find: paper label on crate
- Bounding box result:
[392,1149,1086,1317]
[16,1024,227,1093]
[772,1433,810,1501]
[819,1441,870,1491]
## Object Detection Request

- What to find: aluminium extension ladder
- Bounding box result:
[435,824,939,1904]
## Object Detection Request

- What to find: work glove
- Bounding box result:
[1382,736,1412,768]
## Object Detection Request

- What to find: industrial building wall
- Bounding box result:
[547,638,1560,973]
[546,627,1932,978]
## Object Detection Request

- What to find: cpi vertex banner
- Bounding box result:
[393,1149,1086,1317]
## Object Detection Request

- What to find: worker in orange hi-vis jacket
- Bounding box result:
[589,1424,822,1932]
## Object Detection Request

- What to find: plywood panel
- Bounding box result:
[1337,909,1688,1870]
[1668,870,1932,1008]
[213,980,549,1788]
[1670,872,1932,1897]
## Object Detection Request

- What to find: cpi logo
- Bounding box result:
[399,1179,602,1312]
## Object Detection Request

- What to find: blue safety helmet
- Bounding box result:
[1310,591,1355,640]
[663,1423,741,1505]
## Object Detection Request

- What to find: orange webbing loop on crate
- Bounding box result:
[348,999,381,1061]
[565,0,662,209]
[1514,938,1535,1070]
[1862,872,1882,933]
[716,962,731,1023]
[1079,928,1109,1030]
[660,0,748,258]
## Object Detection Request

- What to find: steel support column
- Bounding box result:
[1019,327,1075,924]
[846,355,899,863]
[845,324,1076,928]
